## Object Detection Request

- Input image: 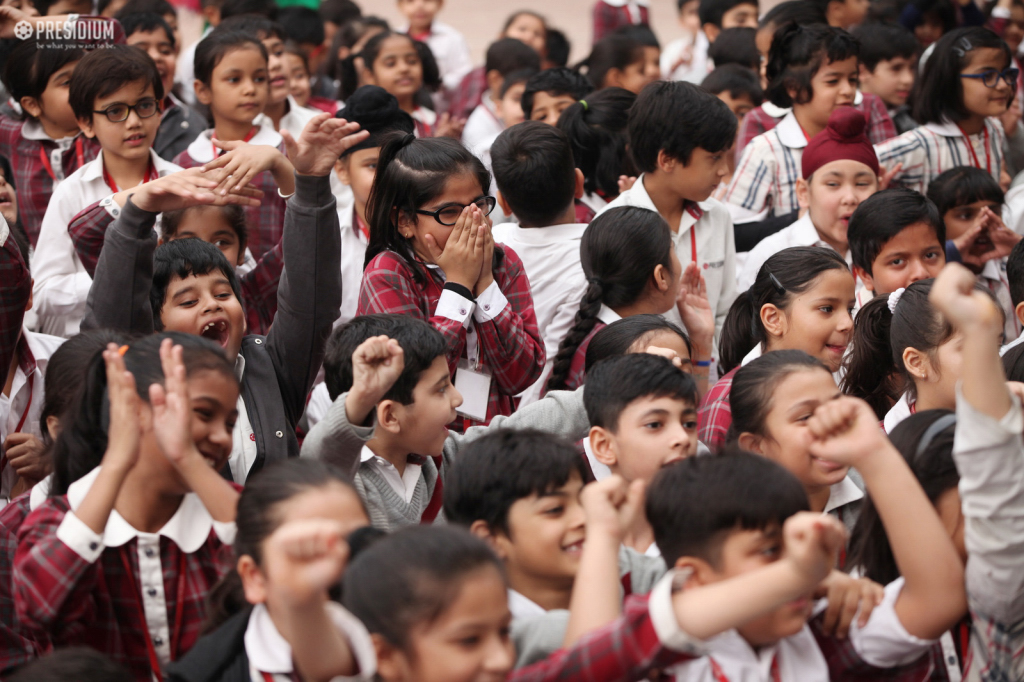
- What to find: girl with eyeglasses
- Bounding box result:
[876,27,1020,196]
[357,134,544,427]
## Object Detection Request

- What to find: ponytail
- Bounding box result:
[840,295,898,418]
[718,292,757,375]
[555,87,637,199]
[547,280,605,391]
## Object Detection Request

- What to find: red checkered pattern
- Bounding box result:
[698,365,738,453]
[810,613,935,681]
[0,227,30,387]
[560,321,606,392]
[449,66,487,121]
[0,492,47,673]
[592,1,651,42]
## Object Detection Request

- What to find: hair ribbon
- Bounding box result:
[887,287,905,314]
[580,100,588,111]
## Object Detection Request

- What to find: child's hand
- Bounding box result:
[953,217,999,269]
[103,344,142,473]
[617,176,637,194]
[929,262,1002,332]
[345,336,405,425]
[877,163,903,191]
[129,167,264,213]
[0,6,35,38]
[782,512,847,587]
[423,205,485,290]
[263,518,353,607]
[815,571,885,639]
[434,113,465,140]
[675,262,715,361]
[982,206,1022,257]
[281,113,369,177]
[580,475,645,543]
[3,433,49,485]
[1001,95,1022,140]
[806,396,892,469]
[643,345,686,369]
[148,339,198,467]
[203,142,288,194]
[473,208,495,297]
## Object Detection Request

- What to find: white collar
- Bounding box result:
[66,467,220,551]
[687,625,829,681]
[79,148,180,182]
[597,304,621,325]
[824,475,864,514]
[29,475,51,511]
[20,119,77,143]
[761,101,790,118]
[501,222,588,245]
[776,111,808,149]
[579,191,607,214]
[359,444,379,464]
[980,258,1005,282]
[788,213,851,260]
[507,589,547,619]
[883,392,913,433]
[20,328,64,374]
[923,120,971,138]
[184,123,282,164]
[741,343,763,366]
[600,0,649,6]
[234,354,245,382]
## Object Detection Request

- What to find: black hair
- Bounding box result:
[850,22,919,71]
[584,354,699,430]
[277,6,324,46]
[719,247,849,373]
[68,43,164,122]
[520,67,594,119]
[701,63,765,105]
[322,314,448,404]
[6,647,131,682]
[335,85,415,157]
[204,458,365,631]
[50,331,236,497]
[612,23,661,49]
[584,314,692,372]
[485,37,542,76]
[151,238,243,328]
[444,429,587,533]
[159,204,249,254]
[545,29,571,68]
[499,68,536,97]
[338,30,419,101]
[926,166,1004,219]
[576,35,645,90]
[628,80,736,172]
[847,409,958,584]
[759,0,828,31]
[326,15,390,86]
[647,449,810,567]
[546,206,674,391]
[284,40,311,76]
[118,12,176,48]
[765,23,859,109]
[700,0,758,27]
[707,28,761,71]
[503,9,547,34]
[116,0,175,19]
[342,525,505,651]
[364,135,495,285]
[729,350,831,439]
[491,121,576,226]
[556,86,637,199]
[1008,238,1024,309]
[847,189,944,275]
[3,42,84,120]
[413,38,442,94]
[39,329,134,449]
[913,27,1013,124]
[194,30,269,87]
[319,0,360,25]
[219,0,277,20]
[218,14,287,42]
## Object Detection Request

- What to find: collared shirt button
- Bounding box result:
[275,430,283,438]
[147,588,158,597]
[145,548,156,558]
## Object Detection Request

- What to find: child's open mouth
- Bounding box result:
[124,133,147,147]
[200,319,230,349]
[561,539,584,556]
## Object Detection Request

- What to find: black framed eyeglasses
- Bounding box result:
[415,196,497,226]
[93,98,161,123]
[960,67,1020,89]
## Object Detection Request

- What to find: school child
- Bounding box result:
[521,67,594,126]
[163,459,377,682]
[821,0,870,27]
[32,44,181,339]
[84,113,366,482]
[0,158,16,230]
[544,207,701,393]
[846,188,946,302]
[706,27,762,72]
[578,33,660,94]
[851,23,920,135]
[739,107,880,291]
[875,27,1018,196]
[701,66,764,201]
[121,13,206,161]
[13,334,242,679]
[661,0,708,83]
[174,30,290,261]
[300,315,590,530]
[395,0,472,92]
[357,135,544,425]
[323,15,389,103]
[282,43,316,112]
[601,80,738,343]
[593,0,649,42]
[1002,238,1024,354]
[724,23,862,223]
[462,38,541,151]
[702,247,855,451]
[556,87,637,216]
[449,10,548,120]
[277,6,326,75]
[585,315,697,378]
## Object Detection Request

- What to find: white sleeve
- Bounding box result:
[848,577,936,668]
[56,511,105,563]
[31,183,91,334]
[325,602,378,681]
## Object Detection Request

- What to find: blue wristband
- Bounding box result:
[695,360,711,367]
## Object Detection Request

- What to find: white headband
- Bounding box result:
[887,287,906,314]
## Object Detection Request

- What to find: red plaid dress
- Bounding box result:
[561,321,606,392]
[0,490,47,673]
[697,365,738,454]
[357,247,545,425]
[592,0,650,42]
[0,219,31,383]
[449,66,487,120]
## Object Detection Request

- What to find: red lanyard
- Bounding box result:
[261,672,301,682]
[39,137,84,182]
[354,210,369,241]
[709,654,781,682]
[102,159,158,193]
[690,226,697,264]
[119,546,187,682]
[957,124,991,175]
[211,126,258,158]
[909,400,917,415]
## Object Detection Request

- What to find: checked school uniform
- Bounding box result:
[592,0,650,41]
[724,111,809,223]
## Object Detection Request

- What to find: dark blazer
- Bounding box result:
[155,97,206,162]
[165,608,251,682]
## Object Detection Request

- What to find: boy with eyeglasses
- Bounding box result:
[32,44,181,338]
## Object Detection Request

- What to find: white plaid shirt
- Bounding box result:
[723,111,807,223]
[874,119,1007,196]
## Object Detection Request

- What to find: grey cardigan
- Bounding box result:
[155,98,206,162]
[83,173,342,478]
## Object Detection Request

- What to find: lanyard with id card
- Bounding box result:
[455,358,491,422]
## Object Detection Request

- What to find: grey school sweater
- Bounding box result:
[300,388,589,531]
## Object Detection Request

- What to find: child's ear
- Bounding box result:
[497,190,512,217]
[673,556,719,587]
[470,520,510,557]
[19,97,43,120]
[237,555,268,604]
[656,149,677,174]
[77,116,96,139]
[760,302,787,339]
[702,23,720,43]
[589,426,619,468]
[194,80,213,106]
[852,264,874,293]
[604,68,624,90]
[574,168,585,199]
[377,399,402,434]
[396,210,417,239]
[1015,301,1024,329]
[902,346,932,382]
[795,177,811,211]
[335,158,351,185]
[737,431,763,455]
[45,415,60,442]
[372,635,410,682]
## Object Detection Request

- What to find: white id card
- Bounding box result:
[455,359,492,421]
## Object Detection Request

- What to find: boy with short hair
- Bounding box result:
[661,0,706,83]
[32,44,181,338]
[601,80,738,346]
[820,0,869,28]
[395,0,473,91]
[462,38,541,150]
[698,0,758,43]
[852,23,920,134]
[520,68,593,127]
[701,64,763,125]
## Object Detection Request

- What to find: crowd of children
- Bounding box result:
[3,0,1024,679]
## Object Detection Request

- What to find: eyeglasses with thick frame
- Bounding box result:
[415,196,497,226]
[93,98,161,123]
[960,67,1020,89]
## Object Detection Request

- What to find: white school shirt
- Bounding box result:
[492,222,589,407]
[245,602,376,682]
[359,445,422,504]
[0,329,64,502]
[977,257,1020,342]
[874,119,1007,196]
[508,590,547,620]
[661,31,710,84]
[601,0,649,21]
[737,214,853,291]
[335,197,369,328]
[883,392,914,434]
[304,382,332,431]
[228,355,257,484]
[600,176,739,345]
[254,95,318,142]
[183,123,283,165]
[56,466,237,666]
[1001,328,1024,356]
[462,93,504,152]
[31,149,181,337]
[724,111,807,223]
[411,106,437,138]
[398,21,473,92]
[578,191,608,216]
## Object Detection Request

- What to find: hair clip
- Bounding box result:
[953,37,973,57]
[118,345,129,356]
[580,99,588,111]
[767,271,787,296]
[887,287,905,314]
